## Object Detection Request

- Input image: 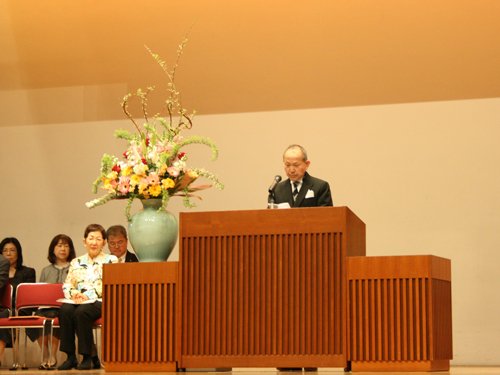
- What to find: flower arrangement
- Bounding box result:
[85,38,223,220]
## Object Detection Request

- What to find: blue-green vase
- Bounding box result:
[128,199,178,262]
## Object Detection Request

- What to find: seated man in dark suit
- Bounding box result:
[106,225,139,263]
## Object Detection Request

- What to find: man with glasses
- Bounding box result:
[106,225,139,263]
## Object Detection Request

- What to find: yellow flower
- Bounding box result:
[158,164,168,176]
[138,182,149,195]
[103,178,115,190]
[188,170,199,179]
[130,175,141,186]
[162,178,175,190]
[149,184,162,197]
[122,165,133,176]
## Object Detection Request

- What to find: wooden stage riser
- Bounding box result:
[348,278,452,363]
[103,283,177,364]
[346,255,453,373]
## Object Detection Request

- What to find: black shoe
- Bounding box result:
[92,356,101,369]
[9,363,19,371]
[57,357,77,371]
[77,357,92,370]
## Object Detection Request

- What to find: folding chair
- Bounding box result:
[0,283,64,369]
[0,284,17,368]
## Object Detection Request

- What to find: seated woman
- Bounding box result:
[0,237,36,369]
[0,251,9,367]
[31,234,76,369]
[57,224,117,371]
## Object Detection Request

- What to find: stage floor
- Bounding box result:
[1,366,498,375]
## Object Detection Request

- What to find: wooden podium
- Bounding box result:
[178,207,366,369]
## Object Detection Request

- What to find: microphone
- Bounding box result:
[268,175,282,193]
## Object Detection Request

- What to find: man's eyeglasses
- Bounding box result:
[108,240,125,248]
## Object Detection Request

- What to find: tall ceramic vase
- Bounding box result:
[128,199,178,262]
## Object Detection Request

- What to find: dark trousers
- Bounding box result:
[0,307,11,346]
[59,301,101,356]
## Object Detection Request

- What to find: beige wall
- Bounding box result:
[1,98,499,365]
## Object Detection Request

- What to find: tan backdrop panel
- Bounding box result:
[0,99,499,365]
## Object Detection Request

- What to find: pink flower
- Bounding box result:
[148,173,160,186]
[155,143,167,153]
[117,176,131,195]
[167,166,180,177]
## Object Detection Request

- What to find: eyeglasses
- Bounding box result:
[108,240,125,248]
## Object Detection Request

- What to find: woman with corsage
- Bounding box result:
[57,224,117,371]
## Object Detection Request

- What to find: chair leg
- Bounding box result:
[93,327,99,357]
[40,320,48,368]
[93,326,103,368]
[21,329,28,369]
[46,320,56,368]
[10,328,19,371]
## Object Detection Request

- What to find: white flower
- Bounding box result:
[133,163,148,175]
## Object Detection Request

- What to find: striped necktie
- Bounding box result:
[292,181,300,201]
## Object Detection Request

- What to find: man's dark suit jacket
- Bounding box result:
[273,172,333,207]
[125,250,139,263]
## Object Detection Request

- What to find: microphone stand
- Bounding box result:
[267,175,281,209]
[267,191,276,209]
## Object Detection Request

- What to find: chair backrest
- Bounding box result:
[0,284,13,312]
[15,283,65,313]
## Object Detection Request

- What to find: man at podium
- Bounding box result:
[274,144,332,372]
[273,144,333,208]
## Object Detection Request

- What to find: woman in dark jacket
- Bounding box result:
[0,237,36,368]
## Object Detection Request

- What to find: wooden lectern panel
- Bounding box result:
[179,207,365,368]
[102,262,178,372]
[347,255,452,372]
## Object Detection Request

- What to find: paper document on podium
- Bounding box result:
[276,202,291,208]
[57,298,97,305]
